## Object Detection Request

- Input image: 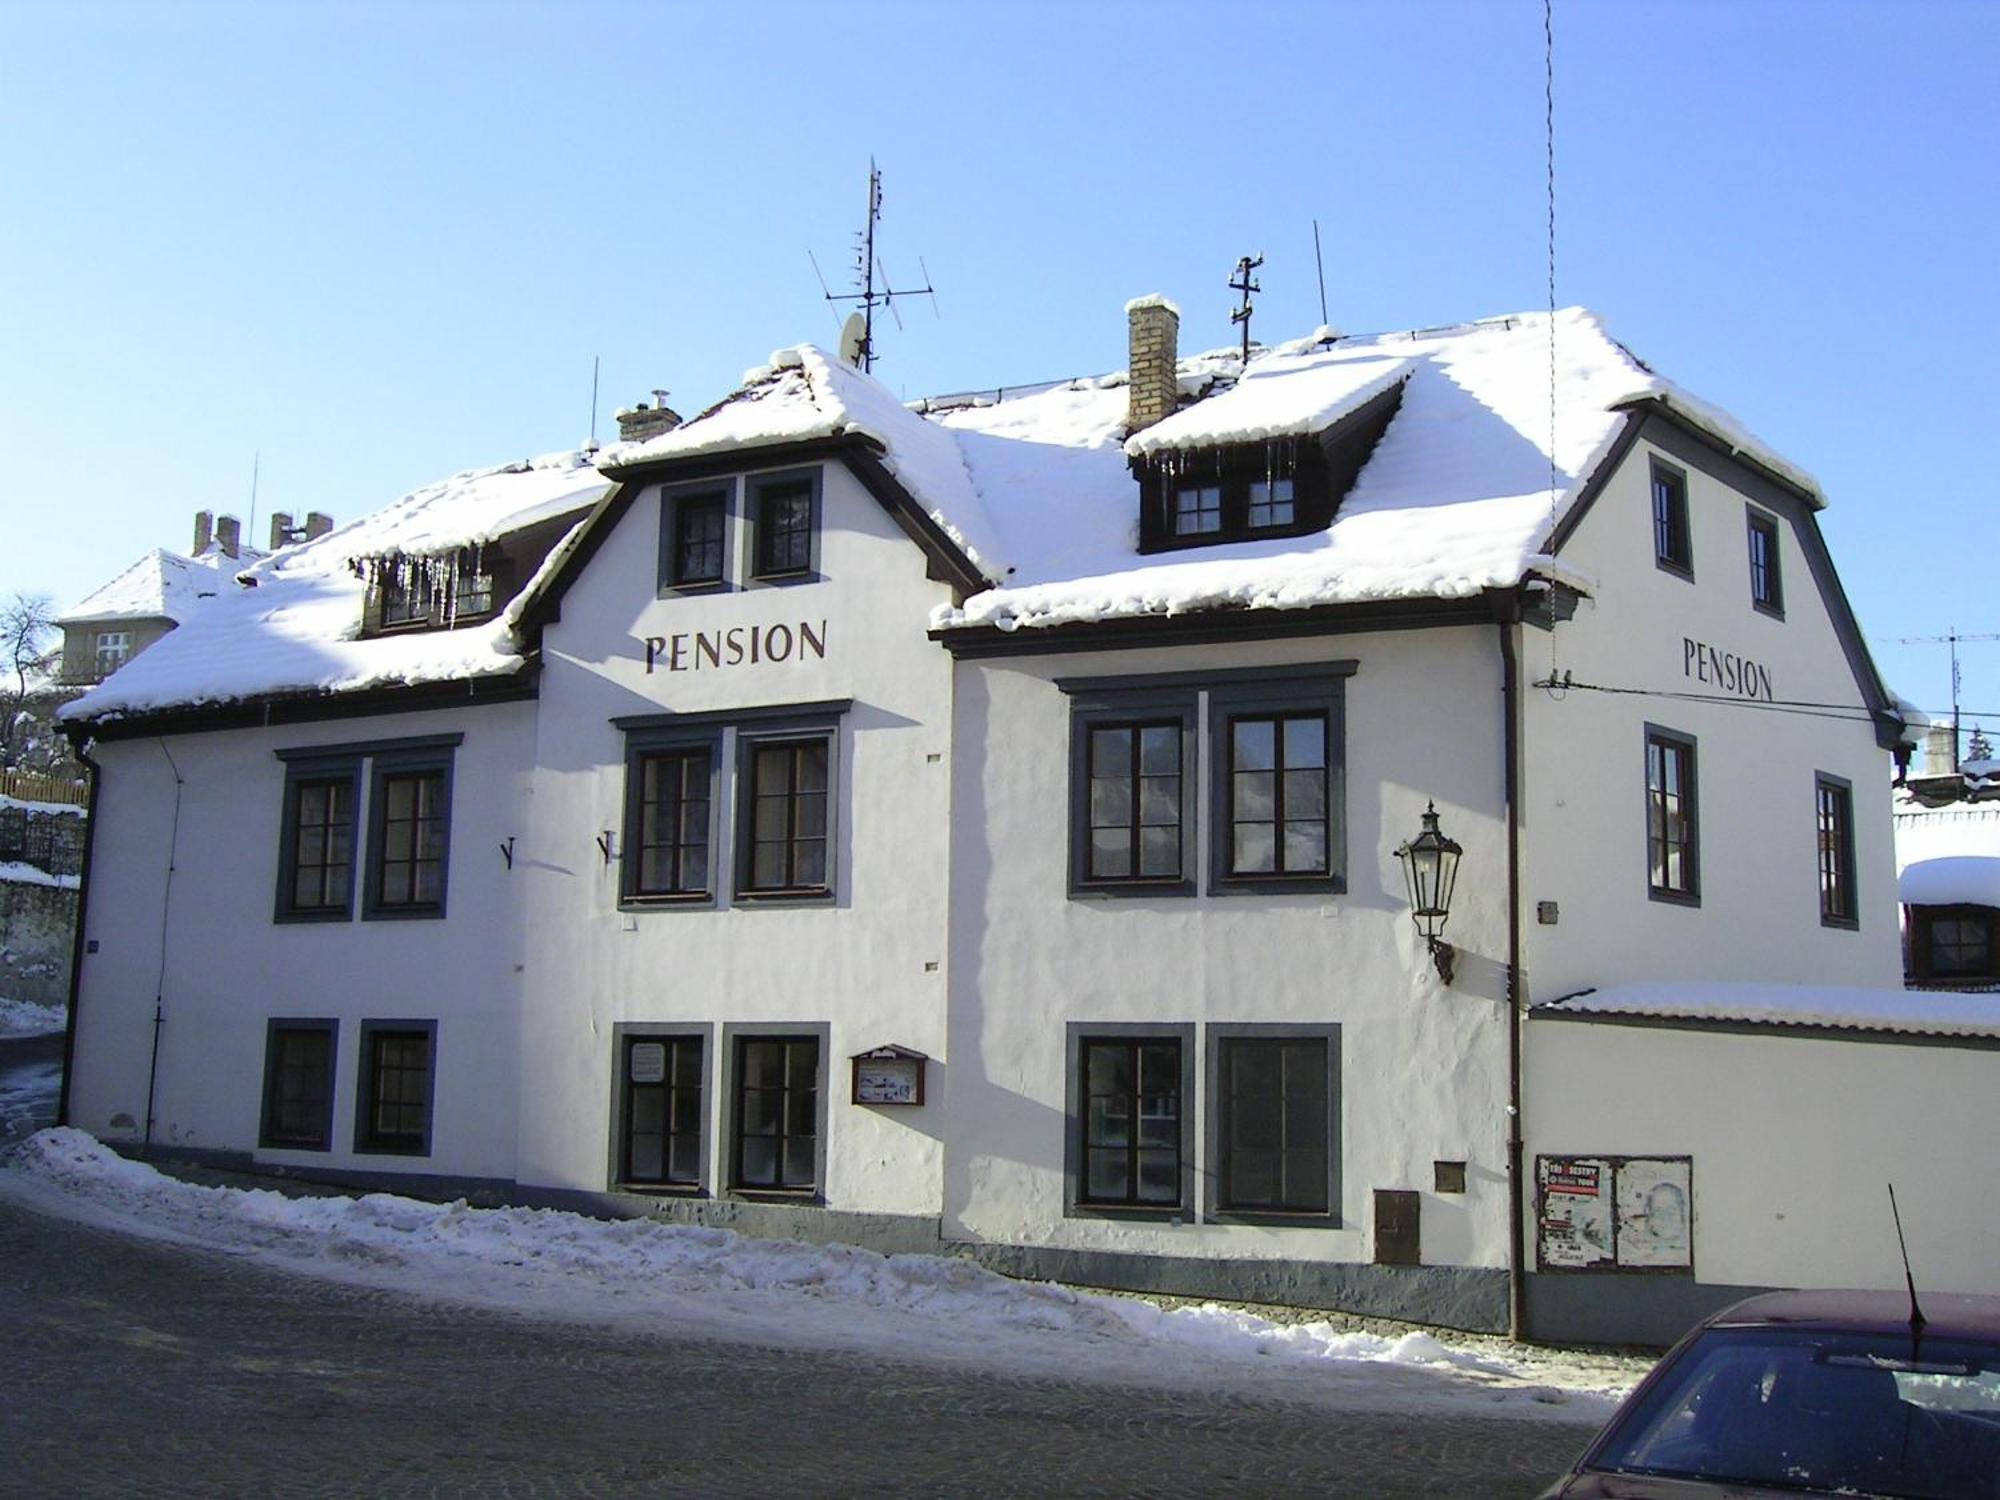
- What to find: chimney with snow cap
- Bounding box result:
[305,511,334,541]
[616,396,683,447]
[193,510,213,554]
[214,514,241,559]
[1126,294,1180,435]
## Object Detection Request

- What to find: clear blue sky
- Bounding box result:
[3,0,1995,735]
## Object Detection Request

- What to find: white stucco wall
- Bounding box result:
[517,458,956,1215]
[68,702,534,1181]
[1526,1018,2000,1293]
[945,625,1516,1271]
[1522,426,1903,999]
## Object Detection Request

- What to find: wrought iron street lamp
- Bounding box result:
[1395,801,1462,985]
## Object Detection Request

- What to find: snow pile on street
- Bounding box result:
[0,997,66,1038]
[60,452,610,723]
[2,1127,1639,1413]
[1538,981,2000,1040]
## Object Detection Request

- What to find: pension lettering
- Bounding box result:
[642,621,827,674]
[1681,636,1773,702]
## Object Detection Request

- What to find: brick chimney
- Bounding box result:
[1126,295,1180,435]
[616,391,682,446]
[193,510,213,554]
[268,512,295,550]
[304,512,334,540]
[214,514,241,559]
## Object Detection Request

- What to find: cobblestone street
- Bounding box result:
[0,1038,1594,1498]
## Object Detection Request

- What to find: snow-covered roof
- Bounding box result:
[598,308,1820,640]
[1535,981,2000,1042]
[1899,856,2000,908]
[61,451,610,723]
[56,545,267,627]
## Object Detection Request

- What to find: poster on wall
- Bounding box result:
[1615,1158,1694,1269]
[1536,1157,1615,1269]
[1536,1155,1695,1272]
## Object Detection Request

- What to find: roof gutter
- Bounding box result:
[1496,595,1528,1343]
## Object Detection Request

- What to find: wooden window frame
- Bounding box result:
[259,1018,338,1152]
[1746,505,1784,618]
[362,748,454,921]
[1138,443,1333,554]
[722,1024,828,1200]
[621,728,723,909]
[609,1025,711,1193]
[1815,773,1857,929]
[1204,1023,1341,1226]
[1644,725,1700,905]
[274,755,362,923]
[733,720,839,904]
[353,1020,436,1157]
[747,466,822,584]
[1651,459,1694,579]
[1065,689,1198,898]
[1910,904,2000,982]
[1064,1023,1195,1220]
[657,480,734,594]
[1208,676,1347,896]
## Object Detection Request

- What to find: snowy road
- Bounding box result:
[0,1037,1630,1497]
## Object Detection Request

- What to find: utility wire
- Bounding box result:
[1536,675,1887,727]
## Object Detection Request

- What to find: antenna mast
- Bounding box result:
[1229,254,1264,364]
[1893,627,2000,770]
[815,160,937,373]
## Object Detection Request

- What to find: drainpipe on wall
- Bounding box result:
[143,737,185,1153]
[1498,608,1528,1342]
[55,745,101,1129]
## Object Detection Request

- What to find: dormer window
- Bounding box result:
[366,547,500,634]
[1139,444,1329,553]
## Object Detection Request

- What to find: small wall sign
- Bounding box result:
[851,1045,927,1107]
[629,1042,667,1085]
[1681,636,1774,703]
[642,620,828,675]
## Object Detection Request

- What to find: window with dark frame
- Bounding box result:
[733,1035,818,1191]
[1215,1035,1330,1215]
[1652,462,1692,575]
[1225,712,1330,877]
[1171,484,1222,536]
[1139,446,1331,552]
[741,736,830,895]
[1247,476,1295,529]
[371,768,447,912]
[357,1026,432,1155]
[1913,905,1999,980]
[1087,721,1184,882]
[1646,729,1699,901]
[260,1022,336,1150]
[283,769,358,918]
[753,478,815,579]
[1815,775,1856,926]
[1078,1036,1184,1208]
[620,1034,704,1187]
[1747,509,1783,614]
[670,490,727,588]
[376,550,497,631]
[631,747,713,900]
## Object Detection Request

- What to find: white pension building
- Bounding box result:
[61,302,1984,1346]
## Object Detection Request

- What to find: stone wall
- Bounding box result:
[1,879,76,1006]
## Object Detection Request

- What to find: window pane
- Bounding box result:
[1284,823,1328,874]
[1137,1150,1179,1201]
[1233,719,1275,772]
[1087,1149,1129,1200]
[1091,727,1130,778]
[1089,777,1131,828]
[1138,726,1179,776]
[744,1041,783,1088]
[1283,715,1325,768]
[1235,770,1275,821]
[1138,825,1179,877]
[1282,768,1325,820]
[1138,776,1179,826]
[1233,824,1275,874]
[740,1136,778,1185]
[1090,828,1131,879]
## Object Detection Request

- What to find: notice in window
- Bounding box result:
[629,1042,666,1085]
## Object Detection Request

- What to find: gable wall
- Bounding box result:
[1523,417,1902,998]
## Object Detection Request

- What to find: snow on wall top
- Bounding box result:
[57,545,267,627]
[1536,981,2000,1041]
[599,346,1008,584]
[60,451,609,723]
[1893,799,2000,869]
[1899,856,2000,908]
[929,307,1820,634]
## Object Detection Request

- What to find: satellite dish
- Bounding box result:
[838,312,867,368]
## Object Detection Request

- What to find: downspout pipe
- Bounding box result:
[55,743,101,1129]
[1498,609,1528,1342]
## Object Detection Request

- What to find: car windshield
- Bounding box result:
[1591,1325,2000,1498]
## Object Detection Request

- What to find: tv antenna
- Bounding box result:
[1893,626,2000,769]
[1229,253,1264,364]
[1888,1183,1926,1341]
[809,160,937,374]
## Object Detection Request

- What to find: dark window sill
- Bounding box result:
[658,578,731,597]
[257,1138,331,1153]
[1647,886,1702,908]
[1068,1203,1189,1223]
[619,894,718,913]
[615,1182,708,1198]
[362,905,446,923]
[1205,1209,1342,1229]
[732,888,835,907]
[354,1142,430,1158]
[746,570,821,588]
[1753,600,1786,621]
[726,1187,824,1206]
[1068,879,1197,901]
[275,908,353,925]
[1820,913,1860,931]
[1655,557,1695,582]
[1209,874,1346,897]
